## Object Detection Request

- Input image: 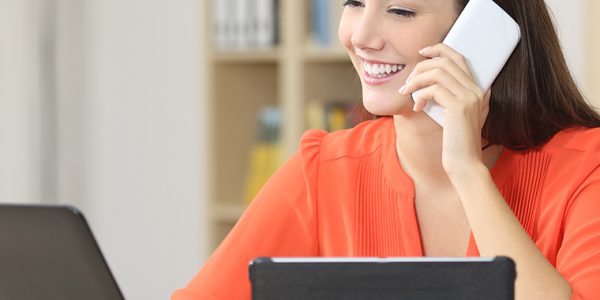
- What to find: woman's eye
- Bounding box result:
[388,8,416,18]
[342,0,364,8]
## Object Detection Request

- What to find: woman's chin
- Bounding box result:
[362,93,414,116]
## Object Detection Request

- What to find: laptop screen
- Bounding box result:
[0,204,124,300]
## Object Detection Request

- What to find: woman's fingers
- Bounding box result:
[481,89,492,128]
[400,43,483,109]
[403,79,483,117]
[406,56,477,93]
[398,42,487,124]
[408,84,456,112]
[419,44,473,78]
[400,66,478,102]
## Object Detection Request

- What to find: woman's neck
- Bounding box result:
[393,114,503,187]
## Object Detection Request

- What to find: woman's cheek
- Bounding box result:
[338,14,355,51]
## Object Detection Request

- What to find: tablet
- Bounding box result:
[0,204,124,300]
[250,256,515,300]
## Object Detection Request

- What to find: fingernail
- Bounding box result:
[405,72,413,84]
[399,85,407,94]
[419,46,431,55]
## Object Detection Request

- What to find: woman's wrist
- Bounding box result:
[447,161,491,192]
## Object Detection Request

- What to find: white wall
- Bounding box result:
[545,0,587,91]
[70,1,208,299]
[1,0,209,299]
[584,1,600,106]
[0,0,42,204]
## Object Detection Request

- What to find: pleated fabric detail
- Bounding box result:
[498,151,552,239]
[351,131,552,257]
[354,156,405,257]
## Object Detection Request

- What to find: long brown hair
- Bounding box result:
[469,0,600,150]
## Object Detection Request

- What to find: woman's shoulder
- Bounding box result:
[299,117,394,162]
[543,126,600,154]
[532,127,600,185]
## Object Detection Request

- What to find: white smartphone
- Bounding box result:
[412,0,521,127]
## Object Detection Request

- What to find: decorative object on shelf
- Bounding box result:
[243,106,283,205]
[306,100,365,132]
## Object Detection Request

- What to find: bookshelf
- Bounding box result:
[204,1,362,250]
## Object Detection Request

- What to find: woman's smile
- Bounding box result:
[362,59,406,86]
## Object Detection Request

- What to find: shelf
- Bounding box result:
[212,49,280,63]
[212,203,247,223]
[205,1,359,252]
[212,48,350,64]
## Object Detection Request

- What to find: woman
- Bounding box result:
[173,0,600,299]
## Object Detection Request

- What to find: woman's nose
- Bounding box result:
[350,12,385,51]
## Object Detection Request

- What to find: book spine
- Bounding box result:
[222,0,236,48]
[325,103,345,132]
[312,0,331,47]
[306,100,361,131]
[247,0,259,48]
[257,0,276,48]
[235,0,247,49]
[215,0,277,50]
[213,0,226,50]
[272,0,279,46]
[244,106,282,204]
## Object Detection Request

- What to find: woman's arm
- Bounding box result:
[450,163,573,300]
[400,43,577,299]
[171,131,324,300]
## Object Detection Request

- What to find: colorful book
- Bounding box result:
[310,0,345,48]
[306,100,366,132]
[244,107,283,204]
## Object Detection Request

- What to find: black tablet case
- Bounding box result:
[250,256,515,300]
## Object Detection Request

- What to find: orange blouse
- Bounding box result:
[172,117,600,300]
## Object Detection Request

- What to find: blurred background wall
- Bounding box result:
[545,0,597,104]
[585,0,600,102]
[0,0,207,299]
[0,0,598,299]
[546,0,586,92]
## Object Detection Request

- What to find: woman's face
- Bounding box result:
[339,0,460,116]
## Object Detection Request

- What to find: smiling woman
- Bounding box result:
[340,0,459,116]
[172,1,600,299]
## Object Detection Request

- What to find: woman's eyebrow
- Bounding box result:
[389,0,429,6]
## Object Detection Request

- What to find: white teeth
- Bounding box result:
[363,61,405,77]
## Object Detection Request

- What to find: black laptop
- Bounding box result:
[0,204,125,300]
[250,256,516,300]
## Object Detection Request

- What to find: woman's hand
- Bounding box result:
[398,45,576,300]
[399,43,491,180]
